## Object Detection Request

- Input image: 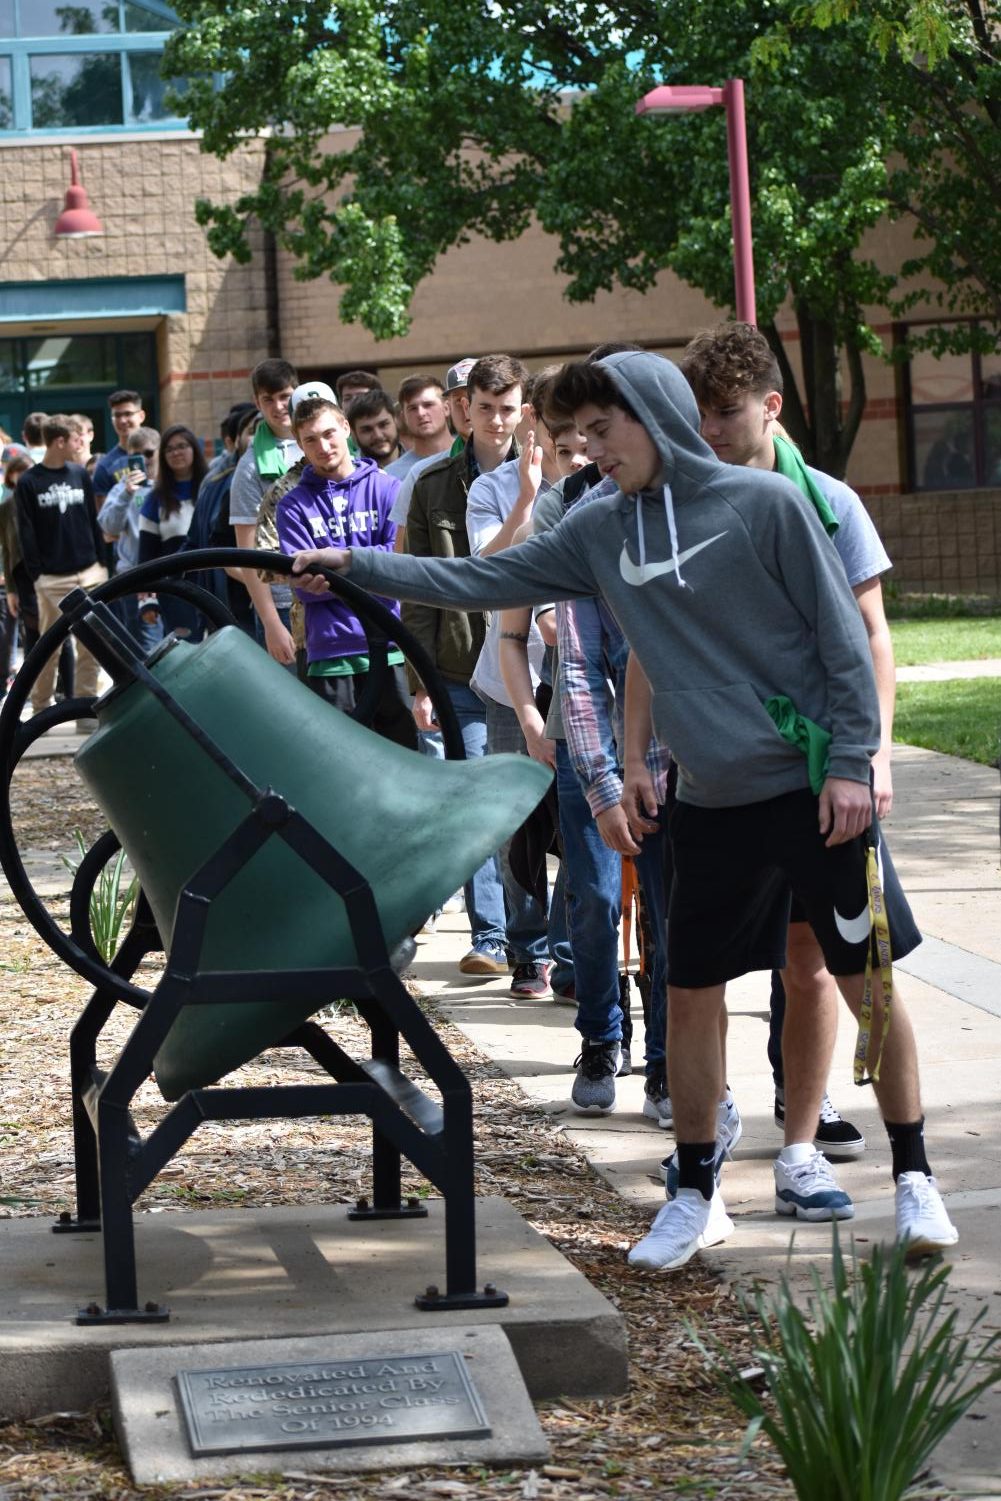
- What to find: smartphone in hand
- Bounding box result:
[127,454,146,476]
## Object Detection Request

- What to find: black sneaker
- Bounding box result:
[774,1087,866,1160]
[571,1039,621,1115]
[814,1093,866,1159]
[510,961,552,999]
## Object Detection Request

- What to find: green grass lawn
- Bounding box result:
[894,679,1001,766]
[889,616,1001,665]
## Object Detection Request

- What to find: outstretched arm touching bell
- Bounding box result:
[297,524,597,613]
[291,546,352,593]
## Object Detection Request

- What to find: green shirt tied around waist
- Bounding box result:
[764,695,831,794]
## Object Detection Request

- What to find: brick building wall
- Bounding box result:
[7,126,1001,604]
[0,136,271,441]
[865,490,1001,596]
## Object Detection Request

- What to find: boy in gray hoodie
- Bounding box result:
[292,349,957,1273]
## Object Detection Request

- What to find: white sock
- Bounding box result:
[778,1142,814,1167]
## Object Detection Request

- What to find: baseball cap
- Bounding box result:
[289,380,338,414]
[444,358,476,393]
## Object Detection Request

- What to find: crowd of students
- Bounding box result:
[0,329,959,1273]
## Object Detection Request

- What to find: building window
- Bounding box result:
[0,0,185,137]
[30,52,124,128]
[0,53,11,128]
[901,321,1001,491]
[33,1,119,34]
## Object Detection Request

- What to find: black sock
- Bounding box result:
[885,1117,932,1181]
[677,1141,717,1202]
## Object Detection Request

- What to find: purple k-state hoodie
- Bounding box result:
[276,456,402,664]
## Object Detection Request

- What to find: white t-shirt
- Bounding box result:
[467,465,548,707]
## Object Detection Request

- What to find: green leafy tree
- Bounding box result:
[163,0,930,475]
[760,2,1001,353]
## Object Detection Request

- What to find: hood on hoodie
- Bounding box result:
[595,350,724,588]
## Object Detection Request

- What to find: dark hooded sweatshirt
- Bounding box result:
[344,351,880,809]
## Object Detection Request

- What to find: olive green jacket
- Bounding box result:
[402,444,487,693]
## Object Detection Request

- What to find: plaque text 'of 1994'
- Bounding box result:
[176,1352,492,1456]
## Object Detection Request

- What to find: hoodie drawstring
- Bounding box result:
[663,484,687,588]
[636,493,647,577]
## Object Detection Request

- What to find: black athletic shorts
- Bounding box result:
[665,787,893,989]
[787,823,920,958]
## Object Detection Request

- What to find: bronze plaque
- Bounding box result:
[176,1351,490,1456]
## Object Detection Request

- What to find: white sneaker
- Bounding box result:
[774,1150,854,1221]
[661,1093,744,1198]
[628,1188,734,1271]
[895,1172,959,1258]
[718,1093,743,1158]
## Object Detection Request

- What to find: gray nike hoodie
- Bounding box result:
[346,351,880,808]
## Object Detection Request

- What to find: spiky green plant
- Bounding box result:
[61,829,139,964]
[703,1231,1001,1501]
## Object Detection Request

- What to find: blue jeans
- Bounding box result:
[632,808,668,1074]
[484,696,550,965]
[555,740,623,1045]
[548,858,573,993]
[444,682,507,951]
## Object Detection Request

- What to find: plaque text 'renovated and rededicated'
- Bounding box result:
[176,1351,491,1456]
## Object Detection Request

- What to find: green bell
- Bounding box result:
[74,627,551,1100]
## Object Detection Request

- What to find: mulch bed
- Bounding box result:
[1,757,793,1500]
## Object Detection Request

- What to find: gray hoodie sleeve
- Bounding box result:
[346,516,599,610]
[753,488,880,784]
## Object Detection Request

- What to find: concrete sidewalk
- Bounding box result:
[412,743,1001,1498]
[7,685,1001,1490]
[896,656,1001,682]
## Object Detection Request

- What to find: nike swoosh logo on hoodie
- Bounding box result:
[619,531,728,585]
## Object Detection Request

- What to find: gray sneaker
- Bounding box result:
[571,1039,621,1115]
[642,1069,674,1128]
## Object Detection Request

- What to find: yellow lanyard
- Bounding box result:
[853,841,893,1085]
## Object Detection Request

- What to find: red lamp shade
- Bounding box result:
[54,150,104,238]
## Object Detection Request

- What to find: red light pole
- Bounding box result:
[636,79,756,327]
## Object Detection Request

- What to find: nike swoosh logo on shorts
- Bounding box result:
[834,831,883,945]
[618,531,728,586]
[834,904,871,945]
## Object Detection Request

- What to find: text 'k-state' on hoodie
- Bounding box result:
[344,352,880,808]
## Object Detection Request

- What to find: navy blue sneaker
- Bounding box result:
[774,1150,854,1221]
[458,944,508,976]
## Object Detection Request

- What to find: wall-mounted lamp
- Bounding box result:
[54,149,104,239]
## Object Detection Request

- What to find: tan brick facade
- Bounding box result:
[865,489,1001,596]
[3,132,1000,591]
[0,136,271,442]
